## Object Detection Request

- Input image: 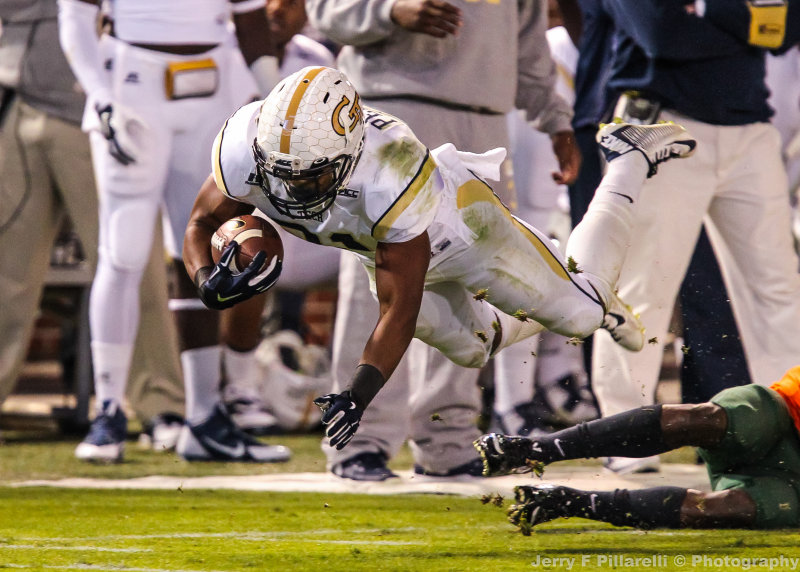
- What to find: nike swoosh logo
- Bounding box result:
[553,438,565,457]
[608,312,626,326]
[589,493,598,514]
[216,292,243,303]
[199,436,246,458]
[609,191,633,203]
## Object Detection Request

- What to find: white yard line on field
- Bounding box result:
[15,526,428,543]
[10,465,710,496]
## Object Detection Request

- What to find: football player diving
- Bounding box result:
[183,66,697,452]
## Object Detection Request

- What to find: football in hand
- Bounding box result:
[211,214,283,274]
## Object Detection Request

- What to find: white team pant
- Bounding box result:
[593,111,800,418]
[89,39,255,392]
[90,40,253,343]
[493,109,586,419]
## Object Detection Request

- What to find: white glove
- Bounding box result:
[95,102,146,166]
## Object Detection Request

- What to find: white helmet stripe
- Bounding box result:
[280,67,326,154]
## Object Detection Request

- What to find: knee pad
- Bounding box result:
[102,198,158,271]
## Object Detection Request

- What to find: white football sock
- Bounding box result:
[91,341,133,407]
[566,153,648,291]
[222,345,261,386]
[182,345,222,424]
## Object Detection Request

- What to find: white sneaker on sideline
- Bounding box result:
[224,378,281,436]
[603,455,661,475]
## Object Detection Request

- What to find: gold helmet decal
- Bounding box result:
[332,93,364,136]
[280,67,325,154]
[254,66,366,219]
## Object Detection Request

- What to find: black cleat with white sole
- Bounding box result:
[473,433,541,477]
[507,485,572,534]
[176,403,291,462]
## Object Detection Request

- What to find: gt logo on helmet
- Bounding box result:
[332,93,363,136]
[253,66,366,220]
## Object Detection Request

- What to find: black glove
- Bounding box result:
[313,391,363,450]
[195,242,282,310]
[96,104,136,166]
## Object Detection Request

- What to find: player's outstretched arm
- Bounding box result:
[316,232,431,449]
[364,231,431,380]
[476,402,728,476]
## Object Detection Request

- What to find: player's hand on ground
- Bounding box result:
[195,243,280,310]
[390,0,462,38]
[95,103,143,166]
[473,433,542,477]
[550,130,581,185]
[314,391,363,450]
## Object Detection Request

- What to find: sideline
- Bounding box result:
[11,464,709,496]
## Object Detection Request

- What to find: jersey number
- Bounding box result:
[280,220,371,252]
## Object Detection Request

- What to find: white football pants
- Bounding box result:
[88,39,255,406]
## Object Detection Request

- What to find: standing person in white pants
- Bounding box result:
[494,19,597,438]
[58,0,291,463]
[766,47,800,213]
[306,0,582,480]
[591,0,800,473]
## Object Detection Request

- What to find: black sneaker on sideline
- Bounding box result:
[413,457,485,477]
[75,399,128,463]
[332,451,399,482]
[176,403,290,462]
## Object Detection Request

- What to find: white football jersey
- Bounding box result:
[111,0,231,45]
[211,103,462,268]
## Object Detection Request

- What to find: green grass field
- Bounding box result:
[2,429,800,571]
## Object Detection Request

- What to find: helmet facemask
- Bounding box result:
[252,66,366,220]
[252,140,360,219]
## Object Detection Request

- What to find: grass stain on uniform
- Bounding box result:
[461,207,492,242]
[378,139,422,179]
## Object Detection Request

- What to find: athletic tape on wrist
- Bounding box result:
[346,364,386,410]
